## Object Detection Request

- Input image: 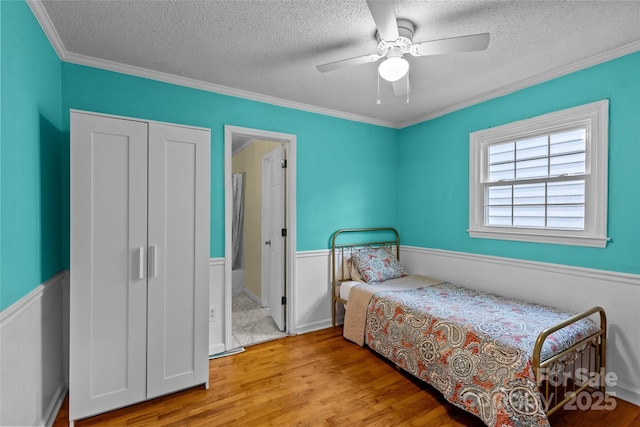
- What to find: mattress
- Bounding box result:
[338,280,362,302]
[340,275,442,309]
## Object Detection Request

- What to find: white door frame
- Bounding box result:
[223,125,297,350]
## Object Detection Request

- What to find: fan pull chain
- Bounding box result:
[376,72,381,105]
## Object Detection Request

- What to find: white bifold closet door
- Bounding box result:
[70,111,210,422]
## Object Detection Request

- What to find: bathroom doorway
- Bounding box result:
[224,126,296,350]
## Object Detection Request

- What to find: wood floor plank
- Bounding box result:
[54,327,639,426]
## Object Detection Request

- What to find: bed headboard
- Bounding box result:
[330,227,400,285]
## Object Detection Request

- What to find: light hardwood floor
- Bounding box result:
[55,327,639,426]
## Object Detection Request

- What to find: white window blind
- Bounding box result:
[486,129,586,230]
[469,100,609,247]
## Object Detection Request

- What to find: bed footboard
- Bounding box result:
[532,306,607,416]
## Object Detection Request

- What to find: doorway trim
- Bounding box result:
[223,125,297,350]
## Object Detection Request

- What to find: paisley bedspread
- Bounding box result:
[365,282,600,427]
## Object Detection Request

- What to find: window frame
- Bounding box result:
[468,100,609,248]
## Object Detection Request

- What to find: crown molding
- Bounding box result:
[61,51,398,128]
[27,0,67,57]
[26,1,395,128]
[27,0,640,130]
[398,40,640,128]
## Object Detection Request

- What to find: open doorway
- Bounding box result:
[224,126,296,351]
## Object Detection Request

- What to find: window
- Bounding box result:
[469,100,609,247]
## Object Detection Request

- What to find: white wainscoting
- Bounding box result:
[288,246,640,405]
[295,250,335,334]
[0,272,68,427]
[212,247,640,406]
[208,251,335,354]
[1,260,232,426]
[209,258,225,356]
[400,245,640,406]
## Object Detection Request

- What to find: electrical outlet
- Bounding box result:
[209,306,217,321]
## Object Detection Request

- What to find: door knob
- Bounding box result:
[265,240,271,246]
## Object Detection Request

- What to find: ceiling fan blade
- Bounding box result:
[366,0,399,41]
[410,33,490,56]
[316,53,382,73]
[392,75,410,97]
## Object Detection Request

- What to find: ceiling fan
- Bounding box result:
[316,0,490,97]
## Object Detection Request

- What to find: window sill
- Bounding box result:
[467,228,609,248]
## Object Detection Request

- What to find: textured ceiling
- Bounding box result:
[37,0,640,127]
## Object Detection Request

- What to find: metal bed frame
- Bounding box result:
[330,227,607,418]
[330,227,400,328]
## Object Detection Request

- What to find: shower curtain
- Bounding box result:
[232,172,245,270]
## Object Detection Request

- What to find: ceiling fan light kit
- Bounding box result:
[376,19,412,82]
[378,55,409,82]
[316,0,490,99]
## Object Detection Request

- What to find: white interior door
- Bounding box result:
[70,113,148,420]
[262,145,286,331]
[146,123,210,398]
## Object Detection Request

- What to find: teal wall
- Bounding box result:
[398,52,640,274]
[1,0,398,312]
[1,0,63,311]
[3,0,639,312]
[60,63,399,264]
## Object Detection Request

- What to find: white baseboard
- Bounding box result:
[209,343,226,356]
[243,288,262,307]
[295,319,333,335]
[612,384,640,408]
[0,271,68,427]
[43,383,68,427]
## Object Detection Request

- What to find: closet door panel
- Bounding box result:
[146,123,210,398]
[70,113,148,420]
